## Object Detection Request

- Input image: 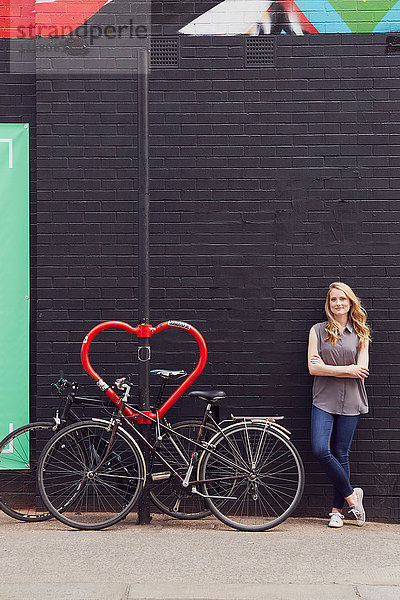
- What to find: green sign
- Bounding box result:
[0,124,30,467]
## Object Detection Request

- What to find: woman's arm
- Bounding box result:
[357,340,369,369]
[307,327,369,379]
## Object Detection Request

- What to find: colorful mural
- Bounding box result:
[1,0,400,38]
[1,0,112,38]
[179,0,400,35]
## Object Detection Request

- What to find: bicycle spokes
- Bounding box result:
[199,422,304,531]
[38,421,145,530]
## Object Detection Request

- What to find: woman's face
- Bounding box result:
[329,288,351,318]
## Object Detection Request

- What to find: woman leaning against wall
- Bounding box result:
[308,282,371,528]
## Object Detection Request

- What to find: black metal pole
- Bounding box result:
[137,48,151,525]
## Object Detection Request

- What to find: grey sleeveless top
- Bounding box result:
[312,321,368,416]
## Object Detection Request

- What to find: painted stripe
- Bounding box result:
[292,1,319,34]
[294,0,351,33]
[373,0,400,32]
[179,0,273,36]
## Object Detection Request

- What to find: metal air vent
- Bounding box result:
[245,36,275,67]
[150,37,179,67]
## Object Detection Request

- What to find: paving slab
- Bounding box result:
[0,583,129,600]
[1,582,399,600]
[127,582,360,600]
[357,586,400,600]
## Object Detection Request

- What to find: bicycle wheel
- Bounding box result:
[150,420,217,520]
[198,421,305,532]
[0,421,56,522]
[38,420,146,530]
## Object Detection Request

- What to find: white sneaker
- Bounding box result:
[328,511,344,528]
[348,487,366,526]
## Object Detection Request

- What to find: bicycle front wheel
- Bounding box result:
[198,422,304,532]
[0,421,56,522]
[38,420,146,530]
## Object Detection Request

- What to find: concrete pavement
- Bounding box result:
[0,511,399,599]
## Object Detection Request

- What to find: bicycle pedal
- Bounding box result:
[151,471,171,482]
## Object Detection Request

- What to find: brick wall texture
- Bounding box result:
[1,28,399,521]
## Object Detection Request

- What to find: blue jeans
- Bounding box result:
[311,405,360,510]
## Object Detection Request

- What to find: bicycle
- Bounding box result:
[0,371,217,522]
[36,319,305,532]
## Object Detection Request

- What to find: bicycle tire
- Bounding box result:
[37,420,146,530]
[0,421,57,522]
[198,421,305,532]
[150,420,217,520]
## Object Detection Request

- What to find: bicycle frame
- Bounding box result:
[91,404,265,493]
[80,320,207,424]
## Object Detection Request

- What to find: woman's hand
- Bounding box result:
[310,354,324,366]
[346,364,369,379]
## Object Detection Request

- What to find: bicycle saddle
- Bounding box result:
[188,390,226,403]
[150,369,187,380]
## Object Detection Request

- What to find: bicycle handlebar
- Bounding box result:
[80,320,208,423]
[52,376,78,394]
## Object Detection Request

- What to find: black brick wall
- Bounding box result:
[2,32,399,521]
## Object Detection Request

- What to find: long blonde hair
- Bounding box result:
[324,282,371,347]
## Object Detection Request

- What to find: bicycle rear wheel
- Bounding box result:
[150,420,216,520]
[198,421,304,531]
[0,422,56,522]
[38,420,146,530]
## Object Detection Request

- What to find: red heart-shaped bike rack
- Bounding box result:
[80,320,208,423]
